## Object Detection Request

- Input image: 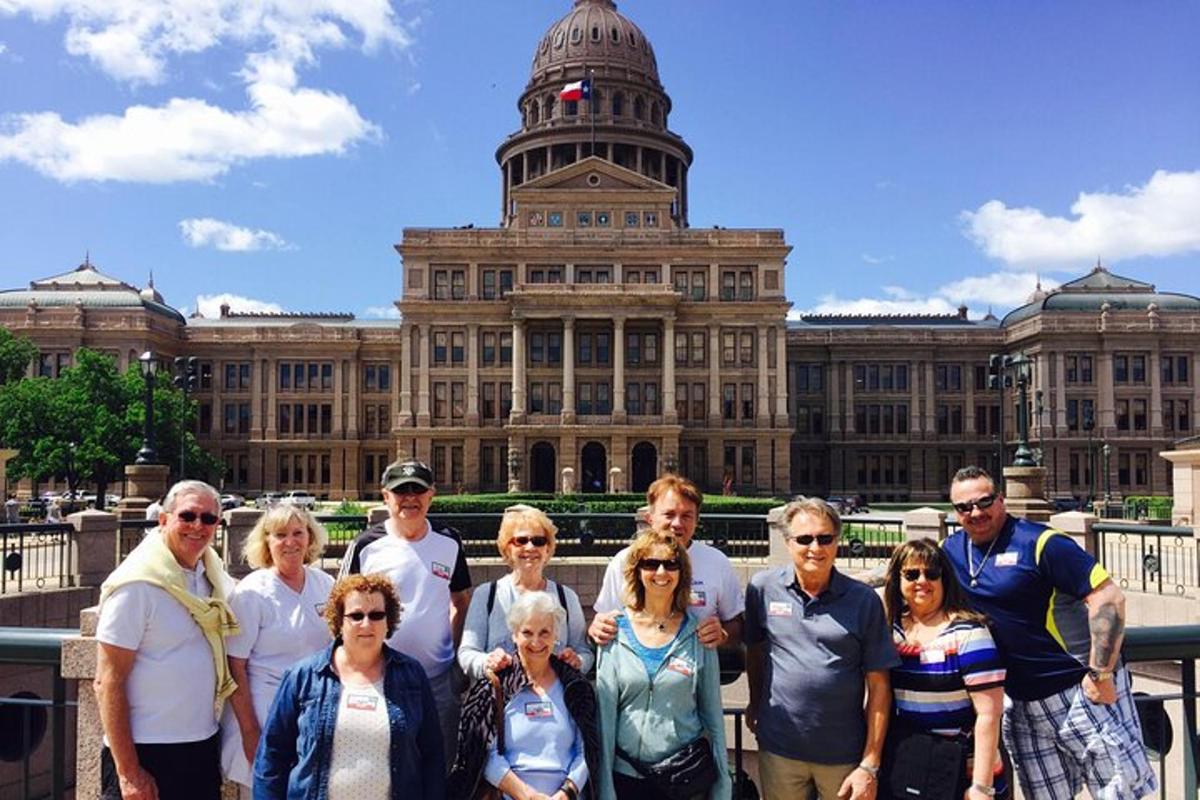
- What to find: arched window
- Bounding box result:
[591,25,601,42]
[650,102,662,127]
[565,100,578,117]
[529,100,540,126]
[545,96,556,119]
[611,26,621,44]
[570,26,582,45]
[611,92,624,117]
[633,96,645,121]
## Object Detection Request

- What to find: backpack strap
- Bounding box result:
[486,579,497,615]
[556,581,569,629]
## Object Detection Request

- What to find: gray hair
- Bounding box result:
[506,590,566,639]
[162,480,221,513]
[782,496,842,537]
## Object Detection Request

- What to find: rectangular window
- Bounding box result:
[307,404,318,433]
[320,363,332,391]
[578,333,592,365]
[691,332,705,366]
[279,404,291,434]
[740,332,754,366]
[596,382,610,415]
[644,383,658,415]
[482,270,496,300]
[224,403,237,434]
[675,333,688,367]
[451,332,465,365]
[530,382,544,414]
[293,362,306,390]
[547,333,562,365]
[596,334,610,365]
[500,332,513,364]
[500,270,513,296]
[1133,398,1147,431]
[530,333,545,365]
[720,271,736,301]
[547,383,562,415]
[1180,399,1191,432]
[1080,356,1093,384]
[627,333,641,366]
[741,382,754,420]
[280,363,292,390]
[1067,398,1079,431]
[691,272,706,301]
[1114,355,1129,383]
[451,270,466,300]
[501,383,512,418]
[896,404,907,435]
[578,382,593,415]
[676,383,689,420]
[644,333,658,365]
[434,270,449,300]
[434,383,448,419]
[692,382,706,421]
[1116,399,1130,431]
[723,384,736,420]
[1132,355,1146,383]
[293,403,304,432]
[1066,355,1078,383]
[738,270,754,301]
[482,332,496,365]
[627,382,642,415]
[433,332,448,365]
[483,383,496,420]
[896,364,907,391]
[451,382,465,420]
[225,364,238,391]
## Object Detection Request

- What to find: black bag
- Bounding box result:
[884,729,964,800]
[616,737,718,800]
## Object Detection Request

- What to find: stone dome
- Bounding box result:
[530,0,660,89]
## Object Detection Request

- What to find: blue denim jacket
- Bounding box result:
[253,642,446,800]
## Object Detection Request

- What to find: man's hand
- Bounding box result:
[118,765,159,800]
[241,728,260,769]
[485,647,513,673]
[696,615,727,649]
[588,611,618,645]
[744,703,757,735]
[1082,673,1117,705]
[557,646,583,670]
[836,766,877,800]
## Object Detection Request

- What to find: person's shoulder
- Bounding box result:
[351,523,388,548]
[748,566,785,589]
[429,520,464,544]
[307,565,335,590]
[691,539,734,567]
[383,645,430,681]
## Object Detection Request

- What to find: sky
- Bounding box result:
[0,1,1197,321]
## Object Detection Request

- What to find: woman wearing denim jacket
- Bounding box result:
[595,530,730,800]
[253,574,445,800]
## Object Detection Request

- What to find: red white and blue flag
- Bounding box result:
[559,78,591,102]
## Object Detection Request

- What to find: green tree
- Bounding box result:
[0,328,38,385]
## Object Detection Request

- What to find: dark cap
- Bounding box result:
[381,460,434,492]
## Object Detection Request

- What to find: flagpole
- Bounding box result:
[588,68,596,156]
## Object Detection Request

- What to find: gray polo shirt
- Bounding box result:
[745,566,899,764]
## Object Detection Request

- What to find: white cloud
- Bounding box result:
[961,169,1200,267]
[179,217,289,251]
[195,292,284,317]
[861,253,892,265]
[362,305,400,319]
[793,271,1056,317]
[0,0,416,182]
[0,42,7,55]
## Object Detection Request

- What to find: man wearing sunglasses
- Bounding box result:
[944,466,1155,800]
[95,480,237,800]
[338,459,472,769]
[744,497,897,800]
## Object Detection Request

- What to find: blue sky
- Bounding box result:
[1,1,1197,320]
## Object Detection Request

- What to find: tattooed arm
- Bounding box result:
[1082,579,1126,705]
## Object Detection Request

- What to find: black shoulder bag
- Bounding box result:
[615,737,718,800]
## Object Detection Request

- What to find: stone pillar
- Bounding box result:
[223,507,264,579]
[1161,447,1200,526]
[250,351,264,438]
[708,263,719,301]
[1098,351,1115,432]
[71,510,119,587]
[767,503,790,569]
[61,608,101,800]
[467,323,480,425]
[844,360,856,433]
[391,350,402,430]
[708,323,722,426]
[902,507,947,543]
[608,466,624,493]
[1055,352,1067,432]
[924,362,936,434]
[399,327,413,427]
[346,355,359,438]
[511,319,526,421]
[774,326,788,423]
[613,316,627,423]
[332,360,344,436]
[1149,350,1163,434]
[909,360,921,437]
[756,326,771,425]
[417,324,431,426]
[561,467,575,495]
[662,315,676,423]
[562,317,576,424]
[1002,465,1053,522]
[964,360,976,434]
[1048,510,1098,556]
[829,361,841,434]
[266,356,278,436]
[118,463,170,520]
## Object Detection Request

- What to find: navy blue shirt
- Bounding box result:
[944,516,1109,701]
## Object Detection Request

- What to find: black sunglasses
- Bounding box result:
[952,493,998,514]
[638,558,681,572]
[902,566,943,582]
[345,611,388,622]
[391,484,430,496]
[512,536,549,547]
[177,510,220,525]
[791,534,836,546]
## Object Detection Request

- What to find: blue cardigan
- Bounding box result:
[253,642,446,800]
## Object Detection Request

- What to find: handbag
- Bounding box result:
[616,737,718,800]
[883,728,964,800]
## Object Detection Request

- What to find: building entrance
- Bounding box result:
[581,442,607,493]
[530,442,556,493]
[631,442,657,493]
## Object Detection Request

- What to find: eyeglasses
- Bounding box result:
[952,493,998,514]
[790,534,836,546]
[901,566,943,582]
[512,536,549,548]
[177,511,220,525]
[345,610,388,622]
[638,558,681,572]
[390,484,429,496]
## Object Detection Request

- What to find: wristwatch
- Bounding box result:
[971,783,996,797]
[1087,667,1114,682]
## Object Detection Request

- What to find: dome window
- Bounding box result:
[554,29,565,48]
[651,102,662,127]
[611,26,620,43]
[546,96,557,119]
[612,92,624,117]
[591,25,601,42]
[587,174,601,187]
[629,32,637,47]
[571,26,582,44]
[633,96,645,121]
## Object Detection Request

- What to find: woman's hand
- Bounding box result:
[557,646,582,670]
[241,725,261,768]
[485,647,513,672]
[964,784,994,800]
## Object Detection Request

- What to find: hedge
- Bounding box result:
[428,493,784,515]
[1121,495,1173,520]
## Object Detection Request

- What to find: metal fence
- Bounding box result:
[1095,522,1198,596]
[0,524,76,596]
[837,516,906,570]
[0,627,76,800]
[117,517,228,563]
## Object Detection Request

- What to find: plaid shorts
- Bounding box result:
[1003,669,1157,800]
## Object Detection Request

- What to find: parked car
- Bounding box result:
[826,495,869,515]
[1052,497,1085,513]
[282,490,317,509]
[255,492,283,509]
[220,493,245,510]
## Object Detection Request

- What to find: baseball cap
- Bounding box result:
[381,460,434,492]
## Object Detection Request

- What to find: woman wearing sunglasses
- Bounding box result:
[220,505,335,797]
[254,573,445,800]
[880,539,1010,800]
[458,504,592,682]
[595,529,730,800]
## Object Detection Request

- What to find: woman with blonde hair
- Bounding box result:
[458,504,592,680]
[595,529,729,800]
[220,504,335,795]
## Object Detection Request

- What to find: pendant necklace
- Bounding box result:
[966,534,1000,587]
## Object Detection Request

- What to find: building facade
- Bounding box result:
[3,0,1199,502]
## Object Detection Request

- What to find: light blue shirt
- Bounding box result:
[484,679,587,798]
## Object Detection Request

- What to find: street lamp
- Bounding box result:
[987,352,1036,470]
[172,356,199,479]
[1102,443,1112,507]
[1083,405,1096,506]
[135,351,159,465]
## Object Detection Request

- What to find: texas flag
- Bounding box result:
[559,78,591,102]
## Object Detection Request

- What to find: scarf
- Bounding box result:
[100,528,241,719]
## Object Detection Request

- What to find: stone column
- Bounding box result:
[1149,350,1163,434]
[756,326,771,425]
[399,326,413,427]
[511,319,526,421]
[1055,352,1067,432]
[964,360,976,434]
[829,361,841,433]
[708,323,722,426]
[662,315,676,423]
[613,316,627,422]
[1002,466,1053,522]
[1098,350,1115,431]
[250,351,264,438]
[844,360,856,433]
[1161,447,1200,526]
[391,350,402,430]
[346,355,359,437]
[467,323,480,426]
[909,360,921,436]
[775,326,788,422]
[708,263,720,301]
[223,507,264,579]
[902,507,947,543]
[266,356,278,436]
[332,359,345,436]
[1035,352,1050,438]
[417,324,431,426]
[71,510,119,587]
[562,317,576,424]
[1048,510,1098,556]
[924,362,936,434]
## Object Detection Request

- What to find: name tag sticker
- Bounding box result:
[346,693,379,712]
[666,657,694,677]
[690,590,707,607]
[995,552,1019,567]
[525,701,553,718]
[431,561,451,580]
[920,648,946,665]
[768,601,792,617]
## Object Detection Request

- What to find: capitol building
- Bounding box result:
[3,0,1198,504]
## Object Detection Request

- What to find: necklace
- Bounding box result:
[636,610,675,632]
[966,534,1000,587]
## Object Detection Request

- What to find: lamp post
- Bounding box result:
[1083,405,1096,506]
[172,356,198,479]
[987,352,1036,471]
[1102,443,1112,507]
[135,351,159,465]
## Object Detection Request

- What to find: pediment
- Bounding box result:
[516,157,673,193]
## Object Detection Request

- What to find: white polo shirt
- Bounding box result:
[593,539,745,621]
[96,564,219,744]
